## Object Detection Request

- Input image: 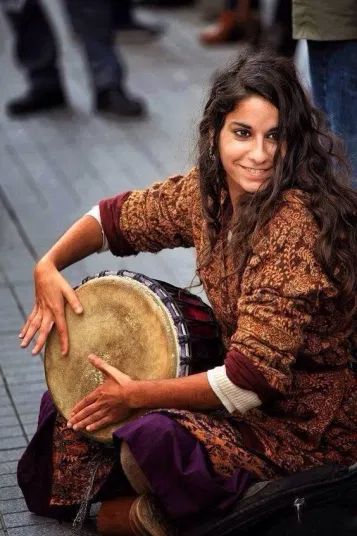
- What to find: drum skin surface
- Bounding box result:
[45,276,179,443]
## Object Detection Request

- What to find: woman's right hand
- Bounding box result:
[19,258,83,356]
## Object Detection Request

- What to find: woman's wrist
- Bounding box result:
[34,256,58,275]
[124,380,145,410]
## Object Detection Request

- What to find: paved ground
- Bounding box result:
[0,2,308,534]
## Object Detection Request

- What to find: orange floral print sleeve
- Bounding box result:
[119,169,198,253]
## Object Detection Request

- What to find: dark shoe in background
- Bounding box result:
[96,88,146,118]
[6,87,66,117]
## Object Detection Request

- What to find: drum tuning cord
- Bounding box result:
[293,497,305,523]
[71,453,105,535]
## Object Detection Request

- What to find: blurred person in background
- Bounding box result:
[199,0,296,58]
[1,0,148,118]
[292,0,357,187]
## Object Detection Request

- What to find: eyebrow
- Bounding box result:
[230,121,279,132]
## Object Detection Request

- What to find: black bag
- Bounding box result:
[184,464,357,536]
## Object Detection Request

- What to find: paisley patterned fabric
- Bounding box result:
[50,416,115,506]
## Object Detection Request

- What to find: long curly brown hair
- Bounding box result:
[197,51,357,330]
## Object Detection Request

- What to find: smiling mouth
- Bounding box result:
[240,165,272,176]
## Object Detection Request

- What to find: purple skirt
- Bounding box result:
[17,392,254,524]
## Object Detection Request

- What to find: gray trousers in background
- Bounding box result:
[1,0,124,92]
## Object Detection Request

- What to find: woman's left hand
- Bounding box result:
[68,354,134,432]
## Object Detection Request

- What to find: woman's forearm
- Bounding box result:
[38,215,104,271]
[126,372,222,411]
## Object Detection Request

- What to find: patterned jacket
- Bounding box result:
[99,168,356,474]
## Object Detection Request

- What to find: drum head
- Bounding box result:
[45,275,179,443]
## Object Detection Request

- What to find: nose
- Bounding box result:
[248,137,269,165]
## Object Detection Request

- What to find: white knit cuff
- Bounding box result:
[207,365,262,414]
[85,205,109,252]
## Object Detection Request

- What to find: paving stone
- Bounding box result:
[0,416,20,428]
[10,385,46,401]
[0,201,36,286]
[0,449,25,463]
[0,426,24,440]
[23,424,36,439]
[11,392,45,408]
[11,283,35,323]
[18,413,39,426]
[3,511,56,528]
[0,497,27,514]
[0,288,23,333]
[7,524,78,535]
[9,382,46,395]
[0,405,17,418]
[0,473,18,488]
[6,370,46,386]
[15,399,43,415]
[0,461,18,475]
[0,393,11,405]
[0,486,23,500]
[0,436,27,450]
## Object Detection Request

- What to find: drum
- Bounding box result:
[45,270,223,443]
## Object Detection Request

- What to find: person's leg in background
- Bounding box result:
[63,0,145,117]
[308,40,357,188]
[274,0,297,58]
[2,0,66,117]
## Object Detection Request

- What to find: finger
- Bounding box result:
[88,355,131,384]
[70,389,101,416]
[20,310,43,348]
[70,408,107,430]
[51,307,69,356]
[32,314,54,355]
[86,416,112,433]
[19,304,38,339]
[69,401,101,426]
[63,283,83,315]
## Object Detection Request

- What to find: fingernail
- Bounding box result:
[20,342,26,348]
[73,424,78,431]
[32,349,38,355]
[86,425,91,431]
[19,333,24,339]
[67,421,72,428]
[75,307,83,314]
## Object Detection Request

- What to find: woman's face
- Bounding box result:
[218,95,280,204]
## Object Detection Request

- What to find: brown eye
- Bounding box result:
[234,129,250,138]
[267,131,279,141]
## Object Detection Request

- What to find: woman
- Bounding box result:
[18,51,357,535]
